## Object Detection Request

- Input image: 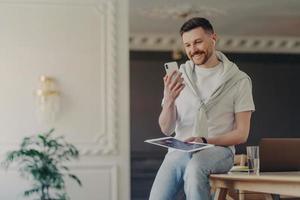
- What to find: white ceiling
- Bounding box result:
[130,0,300,37]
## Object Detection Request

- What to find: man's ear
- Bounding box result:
[211,33,217,46]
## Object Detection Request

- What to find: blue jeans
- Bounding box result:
[149,146,234,200]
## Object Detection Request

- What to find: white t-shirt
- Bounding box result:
[194,62,223,102]
[173,62,255,152]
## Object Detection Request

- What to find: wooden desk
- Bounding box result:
[210,172,300,200]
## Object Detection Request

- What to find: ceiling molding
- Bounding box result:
[139,5,225,20]
[130,34,300,54]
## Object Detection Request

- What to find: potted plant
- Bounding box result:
[2,129,82,200]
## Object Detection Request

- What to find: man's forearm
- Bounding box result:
[158,100,177,136]
[207,128,249,146]
[207,111,252,146]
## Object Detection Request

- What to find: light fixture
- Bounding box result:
[36,75,60,125]
[172,48,184,60]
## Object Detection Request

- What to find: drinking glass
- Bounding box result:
[246,146,260,175]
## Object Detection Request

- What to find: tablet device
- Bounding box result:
[145,137,214,152]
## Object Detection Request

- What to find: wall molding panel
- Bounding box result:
[78,0,119,156]
[130,34,300,54]
[69,163,118,200]
[0,163,119,200]
[0,0,119,156]
[0,0,129,199]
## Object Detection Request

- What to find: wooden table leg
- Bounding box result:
[214,188,228,200]
[239,190,245,200]
[264,194,273,200]
[271,194,280,200]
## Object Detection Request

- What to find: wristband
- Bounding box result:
[201,137,207,144]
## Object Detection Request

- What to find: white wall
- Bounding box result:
[0,0,129,199]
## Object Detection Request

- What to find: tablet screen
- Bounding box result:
[145,137,213,152]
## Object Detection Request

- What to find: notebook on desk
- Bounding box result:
[259,138,300,172]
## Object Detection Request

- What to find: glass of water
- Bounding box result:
[246,146,260,175]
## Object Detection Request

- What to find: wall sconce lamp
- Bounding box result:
[36,75,60,125]
[172,48,185,60]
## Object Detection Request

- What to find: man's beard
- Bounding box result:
[191,50,212,65]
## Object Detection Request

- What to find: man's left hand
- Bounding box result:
[184,137,205,143]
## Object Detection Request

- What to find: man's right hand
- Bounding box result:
[163,70,185,104]
[159,70,184,135]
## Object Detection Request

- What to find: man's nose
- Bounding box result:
[191,45,197,54]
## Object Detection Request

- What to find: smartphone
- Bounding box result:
[164,61,179,76]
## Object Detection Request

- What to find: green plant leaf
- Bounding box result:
[24,187,40,197]
[68,174,82,186]
[61,165,69,171]
[2,129,82,200]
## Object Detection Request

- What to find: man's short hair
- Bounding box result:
[180,17,214,36]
